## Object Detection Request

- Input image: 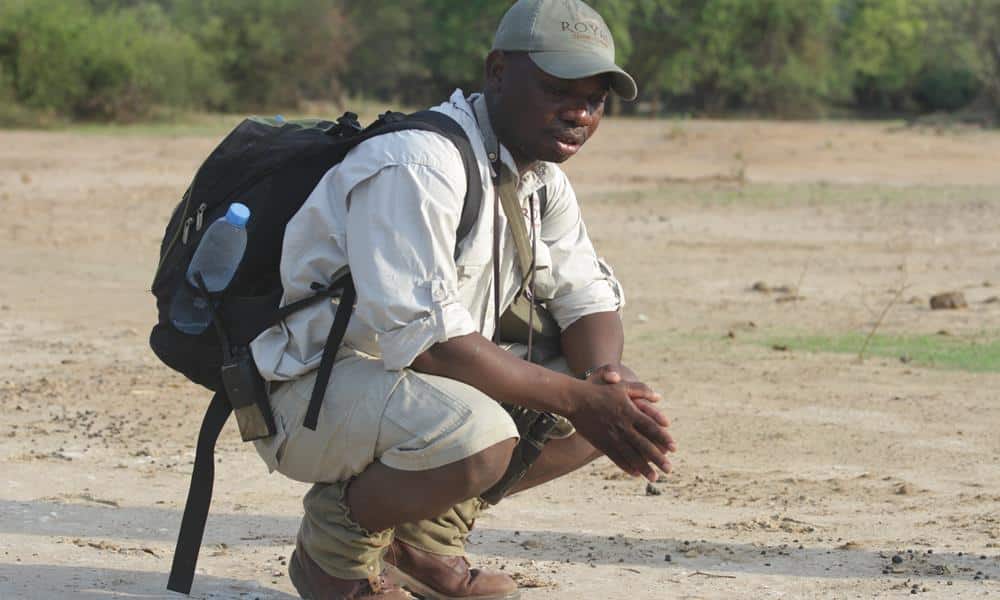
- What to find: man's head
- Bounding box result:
[484,0,637,169]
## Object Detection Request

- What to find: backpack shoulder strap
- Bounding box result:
[538,185,548,219]
[366,110,483,259]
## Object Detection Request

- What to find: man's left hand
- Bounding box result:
[585,364,676,456]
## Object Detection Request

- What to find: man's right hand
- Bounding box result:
[565,379,675,482]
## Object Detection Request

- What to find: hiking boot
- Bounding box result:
[288,540,414,600]
[384,539,520,600]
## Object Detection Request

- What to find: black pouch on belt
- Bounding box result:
[480,405,559,505]
[220,346,276,442]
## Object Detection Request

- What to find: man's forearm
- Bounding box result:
[410,332,585,417]
[559,311,625,378]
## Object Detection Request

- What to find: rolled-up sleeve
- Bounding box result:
[345,163,477,370]
[538,171,625,330]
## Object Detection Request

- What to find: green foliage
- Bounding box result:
[837,0,927,110]
[952,0,1000,118]
[341,0,632,107]
[0,0,998,123]
[0,0,218,121]
[341,0,509,106]
[168,0,355,111]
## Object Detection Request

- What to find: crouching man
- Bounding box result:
[250,1,677,598]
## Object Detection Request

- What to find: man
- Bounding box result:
[249,1,677,598]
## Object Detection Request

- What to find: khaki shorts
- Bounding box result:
[254,348,523,483]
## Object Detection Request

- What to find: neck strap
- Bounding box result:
[472,94,502,177]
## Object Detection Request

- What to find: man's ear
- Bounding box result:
[484,50,506,94]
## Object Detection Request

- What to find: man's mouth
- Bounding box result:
[553,131,586,152]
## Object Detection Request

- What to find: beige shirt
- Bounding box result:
[250,90,623,379]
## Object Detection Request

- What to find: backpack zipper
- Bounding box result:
[181,217,195,245]
[195,202,207,231]
[155,129,340,287]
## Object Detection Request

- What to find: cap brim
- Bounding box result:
[529,51,638,101]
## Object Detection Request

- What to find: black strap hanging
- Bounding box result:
[303,277,356,430]
[167,391,232,594]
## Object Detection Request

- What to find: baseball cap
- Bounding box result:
[492,0,638,101]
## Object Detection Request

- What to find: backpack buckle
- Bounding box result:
[337,112,362,133]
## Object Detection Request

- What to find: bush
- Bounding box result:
[912,62,981,111]
[169,0,355,111]
[0,0,221,121]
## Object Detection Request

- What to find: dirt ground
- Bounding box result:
[1,116,999,599]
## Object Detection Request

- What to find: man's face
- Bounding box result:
[486,51,609,168]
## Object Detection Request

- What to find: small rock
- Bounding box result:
[645,482,661,496]
[751,281,771,293]
[892,554,904,564]
[930,292,967,310]
[984,296,999,304]
[772,344,789,352]
[663,554,672,562]
[895,483,914,495]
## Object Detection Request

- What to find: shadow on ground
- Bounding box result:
[0,499,299,545]
[0,563,298,600]
[469,527,998,584]
[3,499,996,588]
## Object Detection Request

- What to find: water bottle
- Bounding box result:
[170,203,251,334]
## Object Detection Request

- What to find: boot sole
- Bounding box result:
[384,564,520,600]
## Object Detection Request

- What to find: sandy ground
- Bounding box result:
[1,116,999,599]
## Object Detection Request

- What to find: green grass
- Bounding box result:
[765,332,1000,373]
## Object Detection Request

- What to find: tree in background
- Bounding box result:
[833,0,979,114]
[953,0,1000,120]
[341,0,630,111]
[619,0,841,117]
[341,0,511,107]
[0,0,218,121]
[167,0,355,111]
[1,0,998,124]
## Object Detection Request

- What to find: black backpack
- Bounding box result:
[150,110,485,595]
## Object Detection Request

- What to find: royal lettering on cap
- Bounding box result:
[559,20,610,47]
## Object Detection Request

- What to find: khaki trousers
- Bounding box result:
[255,347,571,579]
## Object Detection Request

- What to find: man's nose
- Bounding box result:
[559,102,597,127]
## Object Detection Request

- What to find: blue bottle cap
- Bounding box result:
[225,202,251,228]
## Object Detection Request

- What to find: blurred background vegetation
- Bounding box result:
[1,0,998,126]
